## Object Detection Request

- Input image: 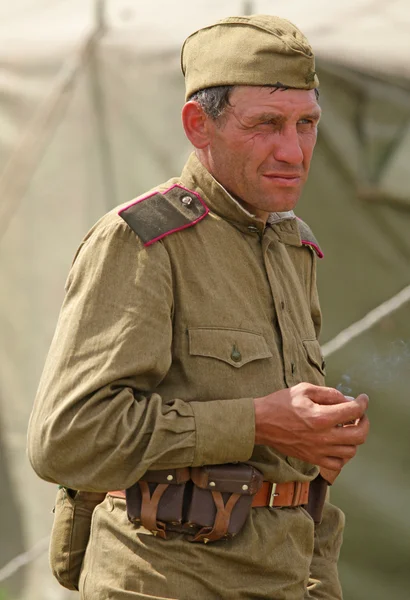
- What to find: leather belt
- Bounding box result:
[252,480,310,507]
[109,480,309,508]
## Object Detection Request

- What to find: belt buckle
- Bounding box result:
[268,483,278,507]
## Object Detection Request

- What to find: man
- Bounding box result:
[28,14,369,600]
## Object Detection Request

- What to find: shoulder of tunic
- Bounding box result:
[296,217,324,259]
[118,184,209,246]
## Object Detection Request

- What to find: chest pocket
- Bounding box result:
[188,328,272,368]
[303,339,326,375]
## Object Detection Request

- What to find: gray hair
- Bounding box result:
[188,86,234,121]
[188,85,319,124]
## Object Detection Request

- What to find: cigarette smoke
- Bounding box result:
[336,339,410,396]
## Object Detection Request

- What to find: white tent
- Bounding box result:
[1,2,409,599]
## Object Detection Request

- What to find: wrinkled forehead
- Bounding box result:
[228,86,321,116]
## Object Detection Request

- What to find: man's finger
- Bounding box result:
[305,385,349,406]
[315,455,345,471]
[330,414,370,446]
[323,444,357,460]
[319,394,369,427]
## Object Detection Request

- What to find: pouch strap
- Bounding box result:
[305,474,328,524]
[139,481,168,539]
[191,491,241,543]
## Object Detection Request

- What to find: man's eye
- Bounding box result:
[298,119,312,125]
[259,120,279,128]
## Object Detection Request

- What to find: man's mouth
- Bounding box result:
[262,173,301,186]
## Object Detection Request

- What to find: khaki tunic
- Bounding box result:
[28,153,344,599]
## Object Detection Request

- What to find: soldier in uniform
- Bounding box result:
[28,14,369,600]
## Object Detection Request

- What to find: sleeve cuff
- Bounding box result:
[190,397,255,466]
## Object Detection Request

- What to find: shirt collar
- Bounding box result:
[180,152,302,246]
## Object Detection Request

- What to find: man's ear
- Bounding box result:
[182,101,211,149]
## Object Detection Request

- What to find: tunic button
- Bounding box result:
[181,196,193,206]
[231,345,242,362]
[209,481,216,487]
[167,474,174,481]
[242,484,249,491]
[247,225,259,233]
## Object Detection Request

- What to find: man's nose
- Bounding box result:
[273,128,303,165]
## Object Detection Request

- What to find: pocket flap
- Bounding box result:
[188,328,272,368]
[303,339,326,374]
[141,467,190,485]
[191,464,263,495]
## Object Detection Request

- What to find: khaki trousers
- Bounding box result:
[79,496,315,600]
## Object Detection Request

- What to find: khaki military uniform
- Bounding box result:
[28,153,344,599]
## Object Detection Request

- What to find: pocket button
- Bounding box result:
[231,345,242,362]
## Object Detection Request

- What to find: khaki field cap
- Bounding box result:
[181,14,319,100]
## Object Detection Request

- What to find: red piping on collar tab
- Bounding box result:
[301,239,324,259]
[118,184,210,247]
[295,216,324,259]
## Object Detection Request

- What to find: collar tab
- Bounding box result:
[297,217,324,258]
[118,184,209,246]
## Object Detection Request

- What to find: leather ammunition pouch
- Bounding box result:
[126,467,191,539]
[187,464,264,543]
[49,486,106,590]
[124,463,264,543]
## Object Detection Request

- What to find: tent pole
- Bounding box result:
[88,0,118,213]
[322,283,410,358]
[0,24,104,240]
[242,1,254,14]
[95,0,107,33]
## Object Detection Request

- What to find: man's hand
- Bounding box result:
[254,383,369,470]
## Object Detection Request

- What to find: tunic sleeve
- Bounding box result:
[27,218,255,492]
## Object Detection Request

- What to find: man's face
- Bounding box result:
[203,86,321,218]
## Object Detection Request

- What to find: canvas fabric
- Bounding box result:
[28,152,344,598]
